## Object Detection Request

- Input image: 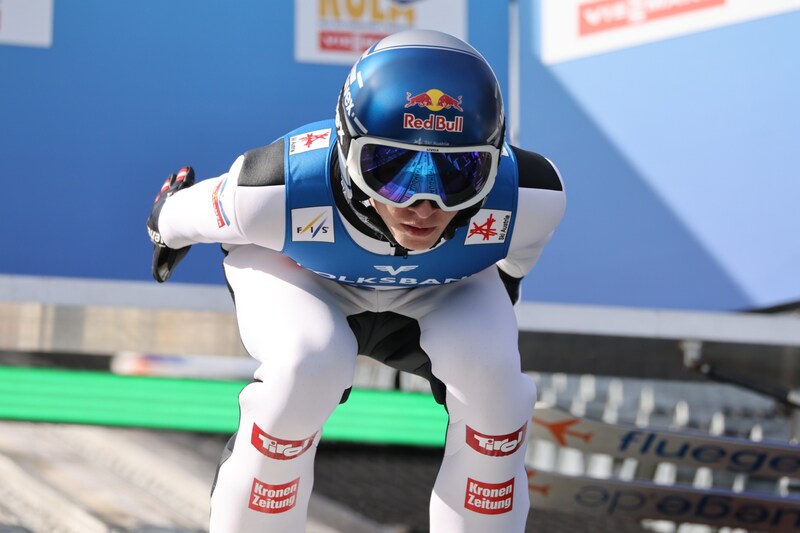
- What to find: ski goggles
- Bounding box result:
[346,137,500,212]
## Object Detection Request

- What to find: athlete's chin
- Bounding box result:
[392,228,444,250]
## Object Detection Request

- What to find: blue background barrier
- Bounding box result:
[1,0,797,311]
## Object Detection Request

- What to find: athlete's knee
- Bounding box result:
[516,372,537,411]
[481,371,536,413]
[244,334,354,400]
[449,328,517,365]
[439,343,524,395]
[237,378,339,437]
[249,332,357,390]
[447,362,537,427]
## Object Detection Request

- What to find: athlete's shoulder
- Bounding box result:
[239,139,285,187]
[508,145,563,192]
[238,120,337,188]
[508,145,566,243]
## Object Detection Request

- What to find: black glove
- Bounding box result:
[147,166,195,283]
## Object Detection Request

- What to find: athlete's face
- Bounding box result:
[371,199,457,250]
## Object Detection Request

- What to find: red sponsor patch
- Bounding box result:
[579,0,726,36]
[248,477,299,514]
[465,477,514,515]
[466,423,526,457]
[251,423,316,460]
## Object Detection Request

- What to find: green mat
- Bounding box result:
[0,366,447,447]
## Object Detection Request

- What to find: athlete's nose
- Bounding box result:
[407,200,438,218]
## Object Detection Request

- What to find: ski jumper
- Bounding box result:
[158,120,566,532]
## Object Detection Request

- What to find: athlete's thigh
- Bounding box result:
[414,268,521,391]
[223,245,358,374]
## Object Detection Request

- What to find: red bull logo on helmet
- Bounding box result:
[403,88,463,133]
[405,89,463,112]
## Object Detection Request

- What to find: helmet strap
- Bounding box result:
[442,200,484,241]
[331,150,411,256]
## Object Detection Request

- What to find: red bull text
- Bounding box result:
[403,113,463,132]
[403,89,464,132]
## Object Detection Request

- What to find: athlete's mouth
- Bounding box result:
[401,224,436,237]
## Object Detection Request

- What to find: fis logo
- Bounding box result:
[291,207,334,242]
[466,424,527,457]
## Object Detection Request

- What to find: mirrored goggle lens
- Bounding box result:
[359,144,494,208]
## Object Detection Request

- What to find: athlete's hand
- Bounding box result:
[147,166,195,283]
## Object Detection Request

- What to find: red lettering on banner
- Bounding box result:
[579,0,726,36]
[464,477,514,515]
[248,477,299,514]
[319,31,388,53]
[319,31,354,51]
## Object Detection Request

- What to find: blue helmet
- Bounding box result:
[335,30,505,243]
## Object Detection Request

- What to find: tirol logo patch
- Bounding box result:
[249,477,299,514]
[251,423,317,460]
[465,210,512,245]
[465,477,514,515]
[289,128,331,154]
[291,207,334,242]
[466,423,526,457]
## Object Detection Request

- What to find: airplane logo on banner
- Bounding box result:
[531,416,593,446]
[529,404,800,480]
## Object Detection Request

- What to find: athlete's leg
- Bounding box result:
[210,246,358,533]
[418,268,536,532]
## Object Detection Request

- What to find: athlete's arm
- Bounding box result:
[157,140,288,251]
[496,147,566,300]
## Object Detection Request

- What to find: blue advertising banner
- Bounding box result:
[2,0,797,311]
[517,0,800,310]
